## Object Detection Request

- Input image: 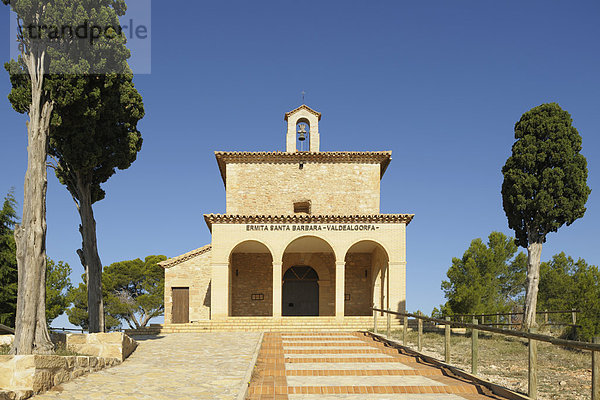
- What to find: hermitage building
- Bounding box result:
[159,105,413,329]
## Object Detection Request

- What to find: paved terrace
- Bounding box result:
[31,332,261,400]
[248,332,506,400]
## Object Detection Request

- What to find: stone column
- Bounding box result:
[335,261,345,319]
[388,262,406,313]
[273,262,282,317]
[210,263,229,320]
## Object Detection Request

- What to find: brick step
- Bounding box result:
[126,326,394,334]
[127,319,406,335]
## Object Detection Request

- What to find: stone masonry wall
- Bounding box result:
[225,162,381,215]
[344,253,373,316]
[66,332,137,362]
[0,354,120,398]
[230,253,273,316]
[164,249,211,323]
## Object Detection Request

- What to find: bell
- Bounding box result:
[297,123,307,141]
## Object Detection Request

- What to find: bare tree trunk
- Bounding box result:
[11,51,54,355]
[523,240,543,330]
[75,177,104,333]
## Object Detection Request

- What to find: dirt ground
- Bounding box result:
[382,329,593,400]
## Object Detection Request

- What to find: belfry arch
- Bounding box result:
[281,236,336,316]
[229,240,273,316]
[285,105,321,152]
[345,240,389,316]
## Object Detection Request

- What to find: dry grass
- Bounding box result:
[381,328,592,400]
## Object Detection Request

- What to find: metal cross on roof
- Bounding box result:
[301,90,306,102]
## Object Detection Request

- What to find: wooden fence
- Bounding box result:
[372,307,599,400]
[0,323,15,334]
[448,309,580,329]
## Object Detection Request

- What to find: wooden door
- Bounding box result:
[282,266,319,316]
[172,287,189,323]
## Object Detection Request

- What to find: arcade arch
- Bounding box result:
[282,236,336,316]
[229,240,273,316]
[345,240,389,316]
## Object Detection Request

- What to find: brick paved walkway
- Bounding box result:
[247,332,506,400]
[33,332,261,400]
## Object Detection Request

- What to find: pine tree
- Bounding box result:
[0,190,18,327]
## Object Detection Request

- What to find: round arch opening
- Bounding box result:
[344,240,389,316]
[282,236,336,316]
[229,240,273,317]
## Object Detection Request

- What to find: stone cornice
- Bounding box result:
[158,244,212,269]
[214,151,392,185]
[203,213,414,232]
[284,104,322,121]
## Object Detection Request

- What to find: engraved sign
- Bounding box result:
[245,224,379,232]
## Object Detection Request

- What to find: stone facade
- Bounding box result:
[230,253,273,316]
[160,105,413,324]
[163,246,211,323]
[344,253,372,316]
[225,162,381,215]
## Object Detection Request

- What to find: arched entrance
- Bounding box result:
[281,236,336,316]
[229,240,273,316]
[282,266,319,316]
[345,240,389,316]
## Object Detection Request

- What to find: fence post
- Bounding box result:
[593,337,599,400]
[386,310,391,338]
[572,309,577,325]
[374,309,378,334]
[496,313,500,328]
[481,315,485,325]
[445,316,451,363]
[403,316,408,346]
[529,327,538,399]
[471,318,478,375]
[544,309,548,325]
[417,312,423,352]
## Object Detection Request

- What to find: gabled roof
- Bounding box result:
[214,151,392,185]
[285,104,321,121]
[203,213,414,232]
[158,244,212,269]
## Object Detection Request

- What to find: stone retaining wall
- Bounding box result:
[0,333,137,400]
[0,354,119,399]
[66,332,137,362]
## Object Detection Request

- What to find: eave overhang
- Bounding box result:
[158,244,212,269]
[284,104,322,121]
[203,213,414,233]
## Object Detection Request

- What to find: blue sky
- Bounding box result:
[1,1,599,327]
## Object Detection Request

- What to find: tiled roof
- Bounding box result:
[214,151,392,185]
[158,244,212,268]
[284,104,322,120]
[203,214,414,232]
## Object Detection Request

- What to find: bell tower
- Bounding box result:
[285,105,321,152]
